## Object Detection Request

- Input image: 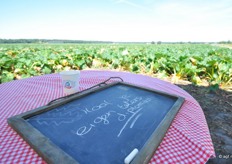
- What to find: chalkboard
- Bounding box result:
[8,82,184,164]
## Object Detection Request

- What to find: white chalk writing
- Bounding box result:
[130,113,142,128]
[117,95,143,109]
[73,124,96,136]
[72,95,152,137]
[94,111,115,124]
[81,100,112,114]
[34,104,83,126]
[117,108,143,137]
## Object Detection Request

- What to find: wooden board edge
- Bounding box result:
[21,82,121,119]
[118,81,183,100]
[7,81,186,164]
[131,97,185,164]
[7,117,78,164]
[6,82,122,164]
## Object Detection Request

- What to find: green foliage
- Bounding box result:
[0,44,231,86]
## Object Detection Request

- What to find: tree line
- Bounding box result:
[0,39,231,44]
[0,39,112,44]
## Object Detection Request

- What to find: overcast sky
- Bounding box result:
[1,0,232,42]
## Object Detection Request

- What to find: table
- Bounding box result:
[0,70,215,164]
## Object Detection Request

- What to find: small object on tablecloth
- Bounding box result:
[60,70,80,94]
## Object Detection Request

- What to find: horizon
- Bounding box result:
[0,38,229,43]
[1,0,232,42]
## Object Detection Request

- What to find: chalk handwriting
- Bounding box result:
[117,96,143,109]
[127,98,152,114]
[72,95,152,137]
[34,104,83,126]
[117,108,143,137]
[94,111,115,124]
[81,100,112,114]
[73,124,96,136]
[130,113,142,128]
[120,95,131,101]
[116,113,127,121]
[36,118,77,126]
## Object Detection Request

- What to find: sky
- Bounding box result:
[0,0,232,42]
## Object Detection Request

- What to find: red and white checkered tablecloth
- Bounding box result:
[0,70,215,164]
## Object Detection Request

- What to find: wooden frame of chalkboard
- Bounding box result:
[8,81,185,164]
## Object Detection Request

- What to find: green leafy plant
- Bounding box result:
[0,44,231,87]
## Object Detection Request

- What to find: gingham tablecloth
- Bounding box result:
[0,70,215,164]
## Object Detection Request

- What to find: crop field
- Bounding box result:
[0,44,231,87]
